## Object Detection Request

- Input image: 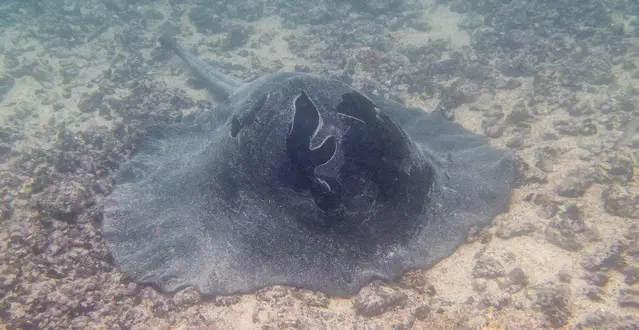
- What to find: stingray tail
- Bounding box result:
[158,35,241,100]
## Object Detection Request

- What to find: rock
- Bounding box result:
[619,288,639,309]
[33,181,89,222]
[545,223,583,251]
[545,204,596,251]
[553,119,581,136]
[294,290,329,308]
[622,266,639,285]
[413,305,430,321]
[400,270,427,291]
[255,286,289,303]
[496,221,536,239]
[580,242,623,271]
[601,184,639,219]
[600,153,635,183]
[169,95,195,109]
[223,26,252,50]
[506,101,532,125]
[483,124,503,138]
[472,278,487,292]
[531,194,560,219]
[478,286,511,309]
[518,160,548,184]
[424,285,436,296]
[535,146,562,172]
[505,134,524,148]
[466,225,492,244]
[0,201,13,220]
[124,282,138,296]
[214,295,240,307]
[172,287,201,308]
[507,268,528,286]
[353,283,408,317]
[573,310,621,329]
[188,7,223,34]
[579,119,597,135]
[472,257,505,278]
[582,286,603,301]
[529,283,571,328]
[583,271,609,287]
[627,236,639,257]
[78,91,106,113]
[557,270,572,283]
[498,268,529,294]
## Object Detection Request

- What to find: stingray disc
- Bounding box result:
[103,72,517,297]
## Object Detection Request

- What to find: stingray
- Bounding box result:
[102,37,518,297]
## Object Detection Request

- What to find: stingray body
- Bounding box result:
[103,38,517,297]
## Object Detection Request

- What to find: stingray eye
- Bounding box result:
[286,91,339,211]
[229,93,268,137]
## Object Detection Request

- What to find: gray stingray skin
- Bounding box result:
[102,41,517,297]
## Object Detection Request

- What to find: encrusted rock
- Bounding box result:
[172,287,201,308]
[78,91,107,113]
[555,168,596,198]
[622,266,639,285]
[600,153,635,183]
[472,278,487,292]
[472,257,505,278]
[545,204,596,251]
[579,118,597,135]
[507,268,528,286]
[255,286,289,303]
[413,305,430,321]
[353,283,408,317]
[557,270,572,283]
[483,124,504,138]
[531,194,560,219]
[619,288,639,309]
[583,271,609,287]
[466,225,492,244]
[535,146,562,172]
[478,286,511,309]
[553,119,581,136]
[294,290,329,308]
[33,181,89,222]
[574,310,622,329]
[506,101,532,125]
[222,26,252,50]
[517,159,548,184]
[214,295,240,307]
[188,7,223,34]
[497,267,529,294]
[0,201,13,220]
[601,184,639,219]
[529,283,571,328]
[580,242,623,271]
[582,286,603,301]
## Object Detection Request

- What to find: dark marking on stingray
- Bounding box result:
[286,91,339,212]
[103,40,517,298]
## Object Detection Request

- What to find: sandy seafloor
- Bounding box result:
[0,0,639,329]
